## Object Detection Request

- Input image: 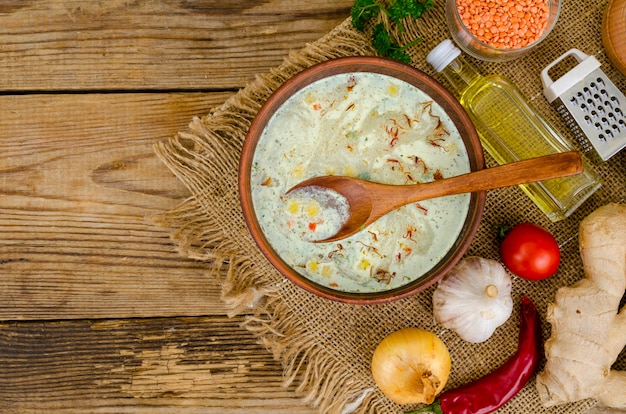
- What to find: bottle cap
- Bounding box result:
[427,39,462,72]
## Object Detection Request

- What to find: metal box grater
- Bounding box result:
[541,48,626,161]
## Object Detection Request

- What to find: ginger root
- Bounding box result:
[536,203,626,409]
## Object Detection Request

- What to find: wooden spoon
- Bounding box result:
[287,151,583,243]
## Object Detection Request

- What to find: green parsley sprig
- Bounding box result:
[351,0,434,63]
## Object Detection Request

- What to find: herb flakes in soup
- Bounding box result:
[251,72,471,293]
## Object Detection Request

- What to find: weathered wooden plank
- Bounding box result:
[0,316,316,413]
[0,0,353,92]
[0,3,357,411]
[0,92,236,320]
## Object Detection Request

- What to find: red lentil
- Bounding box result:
[456,0,551,49]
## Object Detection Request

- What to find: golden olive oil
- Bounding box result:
[428,40,601,221]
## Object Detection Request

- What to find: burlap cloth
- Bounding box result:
[154,1,626,412]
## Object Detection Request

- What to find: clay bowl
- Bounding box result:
[239,57,485,305]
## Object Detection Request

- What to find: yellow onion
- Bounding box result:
[371,328,451,405]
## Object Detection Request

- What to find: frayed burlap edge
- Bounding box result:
[154,18,382,413]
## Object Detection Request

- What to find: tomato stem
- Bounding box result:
[494,222,513,241]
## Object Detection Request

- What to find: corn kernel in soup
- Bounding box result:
[283,186,350,242]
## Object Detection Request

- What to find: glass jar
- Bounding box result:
[446,0,561,61]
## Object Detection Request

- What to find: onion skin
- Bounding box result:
[371,328,451,405]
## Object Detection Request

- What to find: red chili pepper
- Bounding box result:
[407,297,541,414]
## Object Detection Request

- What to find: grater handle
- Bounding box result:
[541,49,590,88]
[541,49,601,102]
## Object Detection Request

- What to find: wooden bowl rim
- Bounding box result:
[239,56,485,305]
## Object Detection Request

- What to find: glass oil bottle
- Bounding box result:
[427,40,601,222]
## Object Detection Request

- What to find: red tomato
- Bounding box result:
[500,222,560,280]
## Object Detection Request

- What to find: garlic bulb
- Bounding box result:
[433,256,513,343]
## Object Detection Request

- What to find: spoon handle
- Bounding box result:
[389,151,584,205]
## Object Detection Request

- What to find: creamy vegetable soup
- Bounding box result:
[251,72,471,293]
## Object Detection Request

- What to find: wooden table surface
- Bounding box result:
[0,1,355,412]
